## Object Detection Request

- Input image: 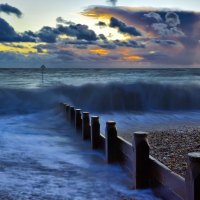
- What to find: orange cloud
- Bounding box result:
[89,48,109,55]
[124,55,144,61]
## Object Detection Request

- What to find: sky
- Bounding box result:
[0,0,200,68]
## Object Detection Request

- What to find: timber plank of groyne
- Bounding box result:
[149,156,186,200]
[118,137,134,176]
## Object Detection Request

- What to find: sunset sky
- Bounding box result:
[0,0,200,68]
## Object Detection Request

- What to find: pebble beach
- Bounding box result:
[122,126,200,178]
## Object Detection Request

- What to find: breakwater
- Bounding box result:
[61,103,200,200]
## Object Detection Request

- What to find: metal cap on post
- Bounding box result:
[133,131,150,189]
[75,109,82,131]
[186,152,200,200]
[82,112,91,140]
[91,116,100,149]
[69,106,75,123]
[105,121,118,163]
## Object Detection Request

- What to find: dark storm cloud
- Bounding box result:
[97,38,145,49]
[57,24,98,41]
[107,0,117,6]
[98,34,107,41]
[96,21,107,27]
[110,17,142,36]
[35,22,98,43]
[0,18,17,41]
[56,17,75,25]
[0,3,22,18]
[114,39,145,48]
[37,26,58,43]
[152,39,177,46]
[0,18,35,42]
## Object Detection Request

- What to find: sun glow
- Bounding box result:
[89,48,109,55]
[0,43,47,54]
[124,55,144,61]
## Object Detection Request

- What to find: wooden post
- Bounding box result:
[75,109,82,131]
[91,116,100,149]
[105,121,118,163]
[186,152,200,200]
[69,106,75,123]
[82,112,91,140]
[132,132,150,189]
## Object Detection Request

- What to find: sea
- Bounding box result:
[0,68,200,199]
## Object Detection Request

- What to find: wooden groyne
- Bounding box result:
[61,103,200,200]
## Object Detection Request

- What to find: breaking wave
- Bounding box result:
[1,81,200,114]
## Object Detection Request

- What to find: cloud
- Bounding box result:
[98,43,116,49]
[34,22,98,43]
[38,26,57,43]
[83,6,198,38]
[110,17,142,36]
[96,21,107,27]
[165,12,180,27]
[1,3,200,67]
[0,18,35,42]
[144,12,162,22]
[57,50,76,61]
[98,34,107,41]
[148,11,184,37]
[57,24,98,41]
[114,40,145,48]
[82,6,200,65]
[0,3,22,18]
[107,0,117,6]
[151,22,185,37]
[152,39,177,46]
[56,17,75,25]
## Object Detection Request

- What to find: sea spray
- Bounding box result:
[1,81,200,115]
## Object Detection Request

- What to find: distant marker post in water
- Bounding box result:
[40,65,46,84]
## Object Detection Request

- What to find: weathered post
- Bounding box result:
[105,121,118,163]
[75,109,82,131]
[69,106,75,123]
[186,152,200,200]
[82,112,91,140]
[91,116,100,149]
[132,132,150,189]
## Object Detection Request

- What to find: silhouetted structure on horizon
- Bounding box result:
[41,65,46,84]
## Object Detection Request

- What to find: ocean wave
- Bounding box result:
[57,82,200,112]
[1,82,200,114]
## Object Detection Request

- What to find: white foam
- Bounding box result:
[0,109,159,199]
